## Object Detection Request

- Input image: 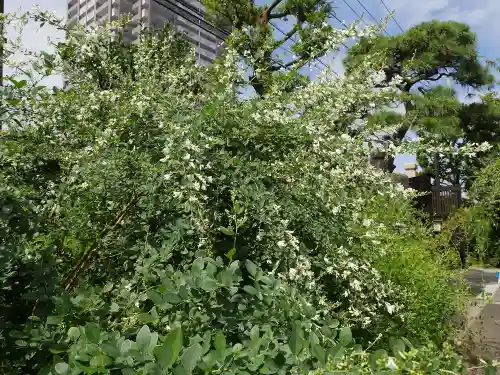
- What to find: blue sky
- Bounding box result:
[7,0,499,171]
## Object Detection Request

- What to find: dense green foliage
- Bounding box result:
[345,20,496,185]
[0,10,491,375]
[440,159,500,266]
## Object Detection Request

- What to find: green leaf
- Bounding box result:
[245,259,258,277]
[312,344,327,365]
[164,292,182,304]
[289,321,302,355]
[200,277,218,292]
[120,340,133,355]
[155,326,183,369]
[6,99,21,106]
[214,331,226,353]
[250,325,259,343]
[46,316,62,325]
[320,325,334,338]
[225,247,236,262]
[329,343,345,363]
[85,323,101,343]
[243,285,258,295]
[182,343,202,372]
[192,258,205,272]
[220,226,234,236]
[136,325,152,351]
[15,80,27,88]
[55,362,69,375]
[101,343,121,358]
[147,290,164,306]
[338,327,352,346]
[102,282,114,293]
[329,319,340,328]
[49,343,69,354]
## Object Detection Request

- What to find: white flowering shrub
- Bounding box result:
[0,10,478,374]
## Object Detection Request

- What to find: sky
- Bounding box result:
[6,0,500,172]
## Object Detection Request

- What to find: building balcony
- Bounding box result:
[96,1,109,20]
[68,4,78,19]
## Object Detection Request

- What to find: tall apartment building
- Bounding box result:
[67,0,227,64]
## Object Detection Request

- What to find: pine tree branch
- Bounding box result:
[268,12,290,19]
[274,26,298,48]
[268,0,284,13]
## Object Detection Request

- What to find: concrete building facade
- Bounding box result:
[67,0,227,64]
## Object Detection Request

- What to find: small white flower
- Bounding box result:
[387,357,398,370]
[385,302,395,314]
[277,240,286,248]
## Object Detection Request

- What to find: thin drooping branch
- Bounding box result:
[62,192,142,291]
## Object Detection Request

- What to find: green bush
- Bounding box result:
[0,10,477,374]
[437,158,500,267]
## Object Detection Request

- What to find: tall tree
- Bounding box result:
[202,0,347,95]
[344,20,493,142]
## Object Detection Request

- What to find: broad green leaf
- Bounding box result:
[102,282,114,293]
[312,344,327,365]
[155,326,183,369]
[192,258,205,272]
[55,362,69,375]
[245,259,258,277]
[329,319,340,328]
[17,80,27,88]
[219,226,234,236]
[202,331,211,354]
[250,325,259,343]
[67,327,81,341]
[147,290,164,306]
[46,316,62,325]
[101,343,121,359]
[243,285,258,295]
[330,343,345,363]
[182,343,202,372]
[6,99,21,106]
[338,327,352,346]
[200,277,218,292]
[49,343,69,354]
[309,332,319,347]
[85,323,101,343]
[164,292,182,304]
[320,325,334,338]
[136,325,152,351]
[289,321,302,355]
[214,331,226,353]
[120,340,133,355]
